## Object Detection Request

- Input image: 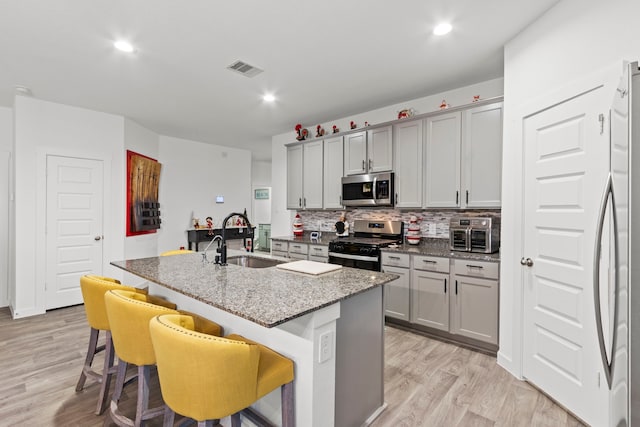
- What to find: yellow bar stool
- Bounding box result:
[104,289,222,427]
[160,249,193,256]
[149,313,295,427]
[76,275,170,415]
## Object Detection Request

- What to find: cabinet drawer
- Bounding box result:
[271,250,288,259]
[289,252,308,260]
[381,252,410,268]
[412,255,449,273]
[308,244,328,257]
[308,255,328,263]
[271,240,288,252]
[288,243,308,255]
[453,259,499,279]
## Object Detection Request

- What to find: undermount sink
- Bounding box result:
[225,255,284,268]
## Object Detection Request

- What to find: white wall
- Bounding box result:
[157,135,252,254]
[500,0,640,376]
[12,96,125,317]
[270,78,504,237]
[0,106,13,308]
[123,118,160,261]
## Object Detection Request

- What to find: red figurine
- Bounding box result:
[332,125,339,133]
[473,95,480,102]
[316,125,325,137]
[295,123,308,141]
[350,121,357,129]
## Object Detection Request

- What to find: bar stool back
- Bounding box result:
[149,313,295,427]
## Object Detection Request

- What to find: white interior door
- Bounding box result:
[46,155,104,309]
[522,85,609,426]
[0,151,9,307]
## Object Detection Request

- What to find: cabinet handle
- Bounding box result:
[388,256,400,260]
[466,264,484,269]
[455,280,458,295]
[362,160,366,170]
[456,191,459,205]
[299,198,302,207]
[395,193,398,205]
[422,259,437,264]
[444,278,447,293]
[313,247,322,251]
[466,190,469,204]
[303,197,306,207]
[369,159,372,170]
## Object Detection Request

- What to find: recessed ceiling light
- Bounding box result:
[263,94,276,102]
[114,40,135,53]
[433,23,452,36]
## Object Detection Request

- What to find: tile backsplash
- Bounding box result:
[295,208,501,239]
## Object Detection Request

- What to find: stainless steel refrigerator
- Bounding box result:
[594,61,639,427]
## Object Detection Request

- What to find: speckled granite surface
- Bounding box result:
[111,252,398,328]
[381,238,501,262]
[272,235,500,262]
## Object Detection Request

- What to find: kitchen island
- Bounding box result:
[112,252,399,427]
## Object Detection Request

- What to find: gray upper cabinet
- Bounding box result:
[286,140,323,210]
[462,102,503,208]
[393,120,423,208]
[424,112,462,208]
[323,136,344,209]
[344,126,393,176]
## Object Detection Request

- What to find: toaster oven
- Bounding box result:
[449,216,500,253]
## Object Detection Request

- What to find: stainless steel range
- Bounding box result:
[328,220,404,271]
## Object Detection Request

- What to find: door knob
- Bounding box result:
[520,257,533,267]
[94,236,102,241]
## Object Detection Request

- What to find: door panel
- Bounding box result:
[522,85,608,426]
[46,155,104,309]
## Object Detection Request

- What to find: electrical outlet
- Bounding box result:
[318,331,333,363]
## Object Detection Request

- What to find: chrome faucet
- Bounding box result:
[218,212,253,265]
[201,234,223,264]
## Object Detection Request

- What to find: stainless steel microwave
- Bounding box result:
[341,172,394,207]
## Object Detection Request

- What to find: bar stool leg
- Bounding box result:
[76,328,99,392]
[95,331,116,415]
[281,381,295,427]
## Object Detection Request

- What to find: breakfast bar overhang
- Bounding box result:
[112,253,399,427]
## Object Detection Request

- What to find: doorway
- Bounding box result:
[45,155,104,309]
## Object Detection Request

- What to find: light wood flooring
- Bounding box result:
[0,305,585,427]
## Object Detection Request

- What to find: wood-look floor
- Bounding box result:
[0,305,585,427]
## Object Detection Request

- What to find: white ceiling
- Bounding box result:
[0,0,559,161]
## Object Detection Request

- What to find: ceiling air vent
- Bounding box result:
[226,60,264,78]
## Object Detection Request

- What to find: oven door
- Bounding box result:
[328,252,381,271]
[470,229,489,253]
[450,228,470,251]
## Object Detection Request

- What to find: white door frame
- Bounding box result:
[0,151,10,308]
[35,148,113,313]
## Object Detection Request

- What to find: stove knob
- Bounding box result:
[360,247,371,255]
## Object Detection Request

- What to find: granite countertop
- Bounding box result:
[381,238,501,262]
[111,251,398,328]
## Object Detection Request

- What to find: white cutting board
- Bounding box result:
[276,260,342,275]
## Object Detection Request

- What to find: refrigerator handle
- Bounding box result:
[592,172,618,390]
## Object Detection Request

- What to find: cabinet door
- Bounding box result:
[393,120,423,208]
[462,102,503,207]
[303,140,324,209]
[344,131,367,175]
[286,144,303,209]
[424,112,461,208]
[367,125,393,173]
[323,136,344,209]
[451,275,498,344]
[382,265,410,321]
[411,269,449,331]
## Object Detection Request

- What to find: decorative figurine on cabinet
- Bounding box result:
[295,124,308,141]
[439,100,450,109]
[350,121,357,129]
[316,125,325,137]
[406,215,422,245]
[206,216,214,235]
[473,95,480,102]
[193,217,200,229]
[332,125,339,134]
[397,108,415,119]
[292,213,304,237]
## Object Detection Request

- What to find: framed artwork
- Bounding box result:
[126,150,162,236]
[254,188,270,200]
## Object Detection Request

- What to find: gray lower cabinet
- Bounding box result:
[411,255,450,331]
[383,252,499,348]
[381,253,410,321]
[308,244,329,263]
[451,259,499,345]
[271,240,288,258]
[288,242,308,260]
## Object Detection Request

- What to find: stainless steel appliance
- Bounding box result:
[593,61,638,427]
[341,172,394,207]
[449,216,500,253]
[328,220,403,271]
